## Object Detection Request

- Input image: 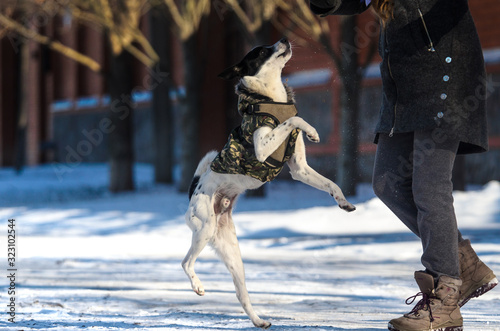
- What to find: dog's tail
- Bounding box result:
[188,150,218,200]
[194,150,218,177]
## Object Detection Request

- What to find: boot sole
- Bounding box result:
[388,322,463,331]
[459,277,498,307]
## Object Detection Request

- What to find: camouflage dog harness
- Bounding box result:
[211,98,300,182]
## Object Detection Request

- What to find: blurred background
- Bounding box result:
[0,0,499,197]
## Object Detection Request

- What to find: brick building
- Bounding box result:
[1,3,499,183]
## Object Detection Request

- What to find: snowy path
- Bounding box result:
[0,165,499,330]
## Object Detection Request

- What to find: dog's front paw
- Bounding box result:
[338,200,356,212]
[332,194,356,212]
[306,129,320,143]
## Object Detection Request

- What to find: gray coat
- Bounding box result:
[310,0,488,154]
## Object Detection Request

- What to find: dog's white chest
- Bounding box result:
[268,82,288,102]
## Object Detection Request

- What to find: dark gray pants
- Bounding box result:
[372,130,463,279]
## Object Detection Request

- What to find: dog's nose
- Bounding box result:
[280,37,288,44]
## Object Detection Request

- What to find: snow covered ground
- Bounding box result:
[0,164,499,330]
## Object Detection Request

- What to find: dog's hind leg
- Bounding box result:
[182,197,217,296]
[211,210,271,329]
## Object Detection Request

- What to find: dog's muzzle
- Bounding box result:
[276,38,291,58]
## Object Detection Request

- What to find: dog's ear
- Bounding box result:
[218,65,242,80]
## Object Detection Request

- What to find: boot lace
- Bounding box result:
[405,292,434,322]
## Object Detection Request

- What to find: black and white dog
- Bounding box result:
[182,38,356,329]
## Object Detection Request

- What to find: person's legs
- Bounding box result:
[375,131,497,330]
[373,131,464,278]
[411,130,461,279]
[381,130,463,331]
[373,132,420,236]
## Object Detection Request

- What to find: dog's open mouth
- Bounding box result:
[277,48,291,58]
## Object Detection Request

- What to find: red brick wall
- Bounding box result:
[470,0,500,49]
[77,25,105,97]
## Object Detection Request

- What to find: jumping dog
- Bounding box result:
[182,38,356,329]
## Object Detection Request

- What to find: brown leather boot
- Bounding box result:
[458,239,498,306]
[388,271,463,331]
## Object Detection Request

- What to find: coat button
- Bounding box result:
[437,112,444,118]
[445,57,452,63]
[443,75,449,82]
[440,93,447,100]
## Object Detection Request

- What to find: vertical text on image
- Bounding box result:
[6,219,17,323]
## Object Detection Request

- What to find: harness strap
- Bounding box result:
[243,102,298,167]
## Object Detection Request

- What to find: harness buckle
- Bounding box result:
[247,104,255,114]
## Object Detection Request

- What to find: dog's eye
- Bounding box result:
[260,49,267,56]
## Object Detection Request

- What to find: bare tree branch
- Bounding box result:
[220,0,282,36]
[274,0,342,66]
[0,12,102,72]
[0,0,159,70]
[270,16,310,47]
[162,0,210,41]
[70,0,159,65]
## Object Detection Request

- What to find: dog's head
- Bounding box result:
[218,38,291,81]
